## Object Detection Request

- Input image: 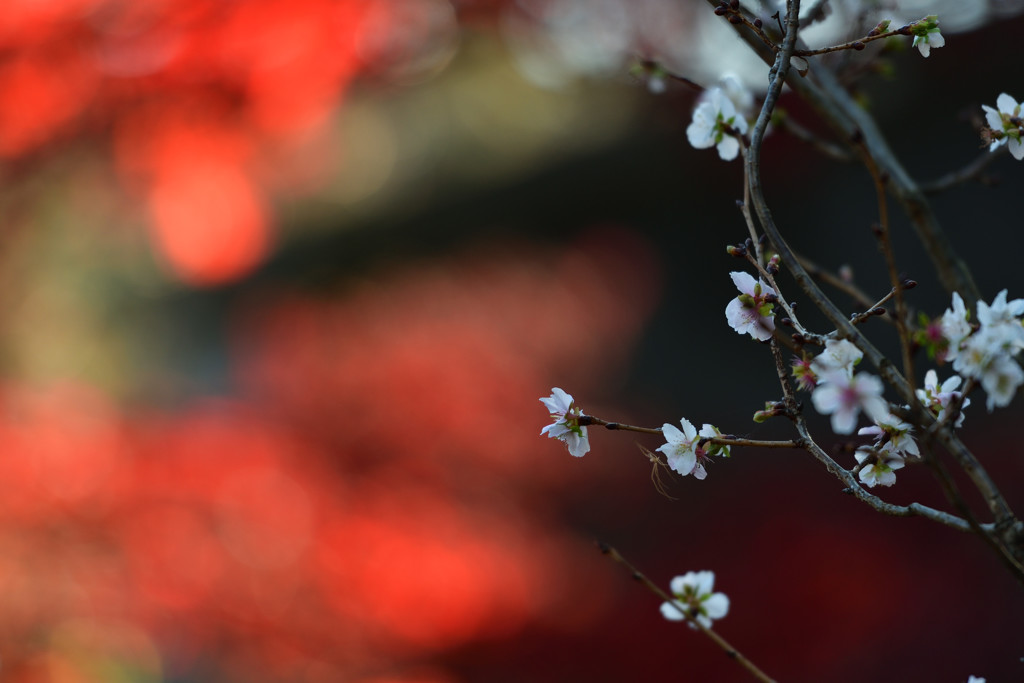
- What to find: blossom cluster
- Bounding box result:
[787,339,925,487]
[942,290,1024,410]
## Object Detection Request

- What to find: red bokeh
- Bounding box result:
[0,233,662,681]
[0,0,384,284]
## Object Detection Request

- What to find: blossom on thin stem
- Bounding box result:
[810,338,862,378]
[791,354,818,391]
[982,93,1024,160]
[910,15,944,58]
[811,370,888,435]
[658,418,702,478]
[917,370,970,427]
[940,292,971,363]
[858,414,919,458]
[687,87,748,161]
[540,387,590,457]
[659,570,729,629]
[725,271,776,341]
[855,447,906,487]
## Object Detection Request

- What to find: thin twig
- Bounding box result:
[773,112,855,161]
[858,144,915,383]
[581,415,802,450]
[793,25,910,57]
[795,251,878,312]
[920,146,1006,194]
[579,415,662,435]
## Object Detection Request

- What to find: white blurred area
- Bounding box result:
[498,0,1024,93]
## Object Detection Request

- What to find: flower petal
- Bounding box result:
[997,92,1019,115]
[660,600,688,621]
[704,593,730,620]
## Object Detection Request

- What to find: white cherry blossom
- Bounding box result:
[911,15,945,58]
[725,271,776,341]
[983,93,1024,160]
[659,570,729,629]
[657,418,701,478]
[687,87,748,161]
[540,387,590,457]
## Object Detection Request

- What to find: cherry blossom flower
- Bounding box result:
[791,354,818,391]
[858,414,919,458]
[725,271,776,341]
[940,292,971,363]
[658,418,702,478]
[976,289,1024,349]
[687,87,748,161]
[855,447,906,487]
[948,290,1024,410]
[917,369,970,427]
[698,424,730,460]
[716,73,754,120]
[811,370,888,435]
[810,338,863,378]
[910,15,944,58]
[978,352,1024,411]
[540,387,590,457]
[983,93,1024,160]
[659,570,729,629]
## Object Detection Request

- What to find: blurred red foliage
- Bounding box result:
[0,232,661,681]
[0,0,388,284]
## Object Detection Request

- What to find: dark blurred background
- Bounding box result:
[0,1,1022,681]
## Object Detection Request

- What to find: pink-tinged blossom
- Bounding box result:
[983,93,1024,160]
[855,447,905,487]
[540,387,590,457]
[811,370,888,435]
[687,88,748,161]
[659,570,729,629]
[725,271,776,341]
[791,354,818,391]
[917,369,970,427]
